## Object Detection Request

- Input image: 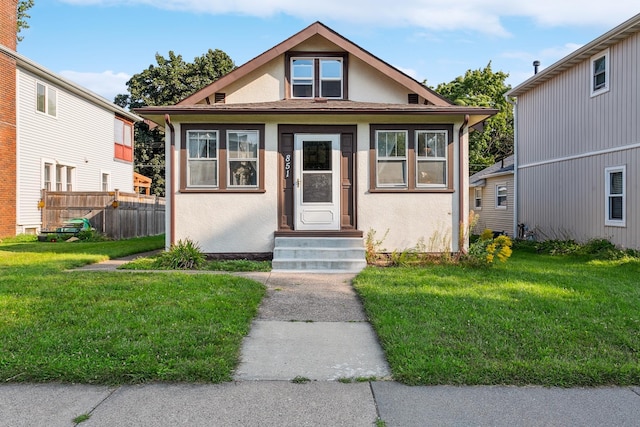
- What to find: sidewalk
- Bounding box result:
[2,257,639,426]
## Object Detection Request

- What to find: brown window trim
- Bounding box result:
[285,52,349,99]
[369,124,454,192]
[180,124,265,192]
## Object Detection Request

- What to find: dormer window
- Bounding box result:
[289,54,346,99]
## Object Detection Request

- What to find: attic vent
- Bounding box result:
[214,93,226,103]
[408,93,419,104]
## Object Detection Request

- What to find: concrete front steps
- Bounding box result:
[272,236,367,273]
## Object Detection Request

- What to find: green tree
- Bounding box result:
[115,49,235,196]
[17,0,34,43]
[434,63,513,173]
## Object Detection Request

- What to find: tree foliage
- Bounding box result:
[434,63,513,173]
[115,50,235,196]
[17,0,34,43]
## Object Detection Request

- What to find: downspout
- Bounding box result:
[164,114,176,247]
[505,95,518,238]
[458,114,470,253]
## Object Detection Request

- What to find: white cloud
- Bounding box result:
[60,0,640,36]
[59,70,130,102]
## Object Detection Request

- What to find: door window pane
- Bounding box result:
[303,140,332,171]
[303,173,332,203]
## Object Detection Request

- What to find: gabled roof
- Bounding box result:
[508,13,640,97]
[469,155,514,187]
[0,44,141,122]
[178,21,451,107]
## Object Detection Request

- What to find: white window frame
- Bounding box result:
[291,58,314,99]
[319,58,343,99]
[376,130,408,187]
[495,184,507,210]
[187,130,219,188]
[605,165,625,227]
[36,81,57,117]
[415,130,448,188]
[474,187,482,210]
[42,160,54,191]
[101,171,111,191]
[590,48,610,97]
[227,130,259,188]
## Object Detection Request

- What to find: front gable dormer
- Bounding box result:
[180,21,451,107]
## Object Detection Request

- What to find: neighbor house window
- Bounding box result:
[101,172,111,191]
[605,165,625,226]
[289,55,346,99]
[43,162,53,190]
[416,130,447,187]
[66,167,74,191]
[376,130,407,187]
[591,49,610,96]
[182,125,265,192]
[371,125,453,191]
[227,130,259,187]
[56,165,64,191]
[187,130,218,187]
[114,117,133,162]
[496,185,507,209]
[36,82,57,117]
[474,187,482,209]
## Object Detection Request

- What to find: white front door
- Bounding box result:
[294,134,341,230]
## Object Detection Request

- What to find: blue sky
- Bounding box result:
[17,1,640,102]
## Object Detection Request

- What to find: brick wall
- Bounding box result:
[0,0,18,236]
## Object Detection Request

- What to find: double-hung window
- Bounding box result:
[376,131,407,187]
[43,162,53,191]
[227,130,259,187]
[496,185,507,209]
[605,165,625,226]
[182,125,265,192]
[474,188,482,209]
[114,117,133,162]
[416,130,447,187]
[187,131,218,187]
[36,82,57,117]
[289,55,345,99]
[590,49,610,96]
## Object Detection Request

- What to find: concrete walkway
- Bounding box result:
[2,257,640,426]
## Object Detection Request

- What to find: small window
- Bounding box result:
[227,130,259,187]
[416,130,447,187]
[43,162,53,190]
[66,167,74,191]
[36,82,57,117]
[101,172,111,191]
[496,185,507,209]
[605,166,625,226]
[56,165,64,191]
[474,188,482,209]
[376,131,407,187]
[290,56,345,99]
[187,130,218,187]
[590,49,610,96]
[320,59,342,98]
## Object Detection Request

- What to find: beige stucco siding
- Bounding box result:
[225,60,284,103]
[349,56,411,103]
[169,117,466,253]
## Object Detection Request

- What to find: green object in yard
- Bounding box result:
[56,218,92,233]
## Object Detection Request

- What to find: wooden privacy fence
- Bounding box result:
[41,190,165,239]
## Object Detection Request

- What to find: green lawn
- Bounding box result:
[0,236,265,385]
[354,251,640,386]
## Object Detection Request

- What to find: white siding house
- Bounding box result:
[507,13,640,248]
[137,22,496,271]
[1,45,140,234]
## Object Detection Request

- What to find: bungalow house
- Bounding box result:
[507,13,640,248]
[0,0,141,236]
[136,22,496,271]
[468,155,514,236]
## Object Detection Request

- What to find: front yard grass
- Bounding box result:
[0,235,265,385]
[354,251,640,386]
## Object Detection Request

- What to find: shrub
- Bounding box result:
[158,238,206,269]
[465,232,513,267]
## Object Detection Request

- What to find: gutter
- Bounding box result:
[505,95,518,238]
[458,114,469,253]
[165,114,176,247]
